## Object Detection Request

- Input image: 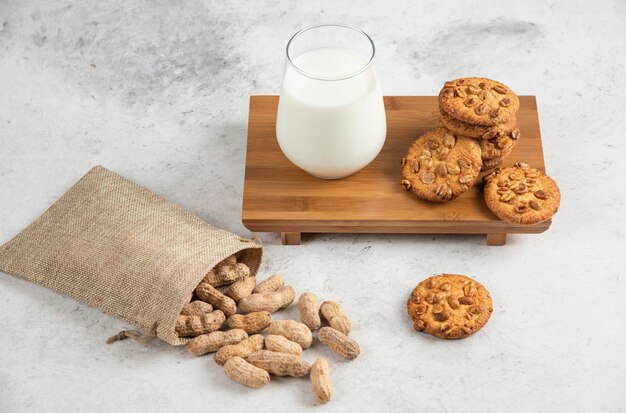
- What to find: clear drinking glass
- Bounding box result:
[275,24,387,179]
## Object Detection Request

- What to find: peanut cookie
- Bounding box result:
[407,274,493,340]
[483,162,561,225]
[481,155,506,171]
[439,108,517,139]
[439,77,519,126]
[479,126,520,171]
[401,127,482,203]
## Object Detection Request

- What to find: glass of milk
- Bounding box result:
[276,24,387,179]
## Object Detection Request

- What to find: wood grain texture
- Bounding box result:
[280,232,301,246]
[486,233,507,246]
[243,96,550,243]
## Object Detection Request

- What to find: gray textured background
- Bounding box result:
[1,1,625,412]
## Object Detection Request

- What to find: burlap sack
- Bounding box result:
[0,166,262,345]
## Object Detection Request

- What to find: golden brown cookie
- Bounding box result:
[483,162,561,225]
[439,77,519,126]
[401,127,482,202]
[480,126,520,161]
[481,155,506,171]
[407,274,493,339]
[439,108,517,139]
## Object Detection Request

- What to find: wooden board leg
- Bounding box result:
[281,232,301,245]
[486,233,507,246]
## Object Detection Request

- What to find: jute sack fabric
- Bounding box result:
[0,166,262,345]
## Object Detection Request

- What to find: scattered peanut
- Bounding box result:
[234,263,251,278]
[202,266,237,287]
[268,320,313,349]
[195,282,237,316]
[180,300,213,316]
[238,285,295,314]
[226,311,271,334]
[225,276,256,303]
[320,301,352,335]
[318,327,360,360]
[224,356,270,389]
[246,350,310,377]
[187,329,248,356]
[202,262,250,287]
[176,257,358,403]
[264,335,302,356]
[175,310,225,337]
[298,292,321,330]
[253,274,284,293]
[214,334,265,365]
[279,286,295,309]
[310,358,332,403]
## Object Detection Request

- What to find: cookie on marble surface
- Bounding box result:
[407,274,493,340]
[439,77,519,126]
[483,162,561,225]
[439,108,517,139]
[401,127,482,202]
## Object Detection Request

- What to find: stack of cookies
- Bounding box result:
[438,77,521,170]
[400,77,561,224]
[401,77,522,204]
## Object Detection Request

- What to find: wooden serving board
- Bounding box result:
[242,96,549,245]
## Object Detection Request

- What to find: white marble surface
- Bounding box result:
[1,0,625,411]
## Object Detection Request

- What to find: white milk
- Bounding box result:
[276,47,387,179]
